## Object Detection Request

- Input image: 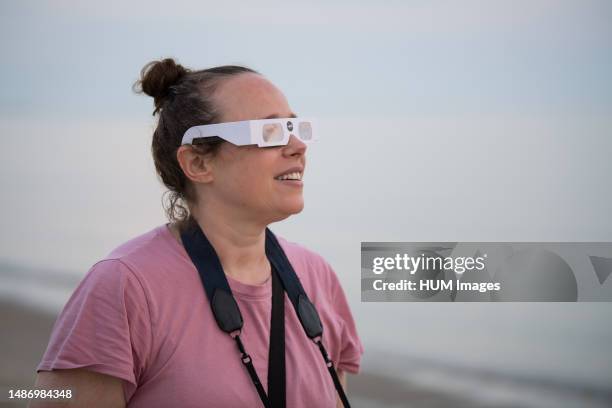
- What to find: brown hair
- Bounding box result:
[133,58,258,225]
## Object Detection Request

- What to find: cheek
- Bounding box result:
[223,156,275,196]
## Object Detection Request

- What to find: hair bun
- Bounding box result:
[135,58,189,114]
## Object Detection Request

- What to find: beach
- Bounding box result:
[0,300,56,408]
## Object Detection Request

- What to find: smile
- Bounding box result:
[274,172,302,181]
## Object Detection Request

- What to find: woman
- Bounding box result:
[32,58,363,407]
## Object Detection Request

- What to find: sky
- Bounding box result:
[1,0,611,119]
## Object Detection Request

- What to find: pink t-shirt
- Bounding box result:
[37,224,364,407]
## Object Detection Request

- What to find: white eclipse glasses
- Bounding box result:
[181,117,317,147]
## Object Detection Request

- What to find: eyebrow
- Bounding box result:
[262,112,297,119]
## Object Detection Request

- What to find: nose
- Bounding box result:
[282,134,307,157]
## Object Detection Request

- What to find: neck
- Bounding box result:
[183,200,271,285]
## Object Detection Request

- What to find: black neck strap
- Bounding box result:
[268,265,286,407]
[180,219,351,408]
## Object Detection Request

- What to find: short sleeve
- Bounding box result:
[325,262,365,374]
[37,259,152,398]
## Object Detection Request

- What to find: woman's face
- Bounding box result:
[205,73,307,224]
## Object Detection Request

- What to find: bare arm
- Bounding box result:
[335,369,347,408]
[29,369,125,408]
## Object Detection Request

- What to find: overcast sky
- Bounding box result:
[1,0,610,119]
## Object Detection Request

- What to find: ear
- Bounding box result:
[176,145,216,184]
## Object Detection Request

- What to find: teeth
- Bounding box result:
[275,172,302,181]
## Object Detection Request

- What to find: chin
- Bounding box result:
[284,201,304,215]
[271,201,304,223]
[289,202,304,214]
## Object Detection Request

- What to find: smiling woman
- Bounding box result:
[31,58,363,408]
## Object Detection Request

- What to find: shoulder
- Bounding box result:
[276,235,331,272]
[103,224,171,263]
[275,234,341,297]
[64,227,171,344]
[91,224,181,282]
[73,224,182,315]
